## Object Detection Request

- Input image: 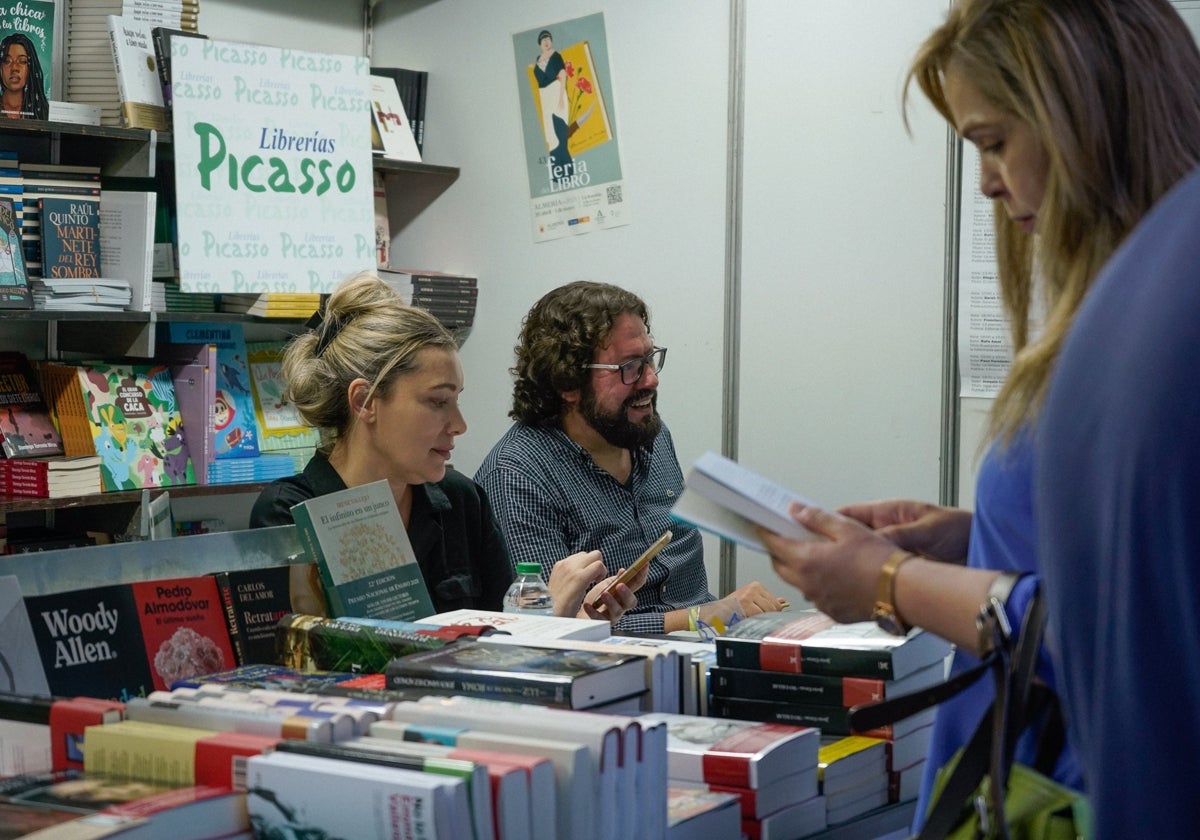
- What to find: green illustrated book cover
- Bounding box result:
[291,479,435,622]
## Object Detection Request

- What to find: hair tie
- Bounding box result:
[307,295,352,359]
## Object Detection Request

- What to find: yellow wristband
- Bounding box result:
[687,606,702,631]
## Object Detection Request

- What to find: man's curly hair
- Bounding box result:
[510,281,649,426]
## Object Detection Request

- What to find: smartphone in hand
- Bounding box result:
[591,530,672,607]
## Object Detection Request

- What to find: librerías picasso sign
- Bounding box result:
[172,38,375,294]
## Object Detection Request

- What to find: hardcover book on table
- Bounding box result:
[639,712,819,790]
[374,714,593,840]
[210,563,327,667]
[274,612,448,674]
[341,733,546,840]
[23,575,235,701]
[290,478,435,622]
[714,610,952,680]
[385,638,647,710]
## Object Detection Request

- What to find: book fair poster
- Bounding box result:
[172,39,375,293]
[513,12,630,243]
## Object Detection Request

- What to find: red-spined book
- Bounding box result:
[714,611,952,680]
[194,730,281,789]
[709,660,945,708]
[640,712,819,789]
[708,765,819,819]
[49,696,125,771]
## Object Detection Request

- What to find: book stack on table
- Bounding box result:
[642,711,827,840]
[708,610,950,820]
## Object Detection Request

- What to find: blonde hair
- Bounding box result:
[282,271,458,450]
[906,0,1200,444]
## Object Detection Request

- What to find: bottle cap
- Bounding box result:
[515,562,543,575]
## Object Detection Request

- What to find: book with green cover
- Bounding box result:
[290,479,435,622]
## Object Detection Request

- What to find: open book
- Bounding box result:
[669,451,822,551]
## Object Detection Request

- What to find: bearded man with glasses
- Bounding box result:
[477,281,787,634]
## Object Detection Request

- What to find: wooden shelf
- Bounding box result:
[0,119,160,178]
[0,482,270,515]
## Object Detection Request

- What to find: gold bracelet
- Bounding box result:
[873,550,919,635]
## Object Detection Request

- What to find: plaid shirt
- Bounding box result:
[475,422,712,634]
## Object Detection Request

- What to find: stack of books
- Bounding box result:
[818,735,891,825]
[0,455,102,499]
[29,277,132,310]
[65,0,201,128]
[378,267,478,331]
[642,711,828,839]
[371,66,428,154]
[219,292,322,319]
[707,609,949,816]
[161,280,217,312]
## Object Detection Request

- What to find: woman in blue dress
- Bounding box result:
[759,0,1200,830]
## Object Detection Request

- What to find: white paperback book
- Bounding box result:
[385,697,619,840]
[373,715,580,840]
[369,74,422,162]
[99,190,156,312]
[670,450,823,551]
[245,749,472,839]
[107,14,169,131]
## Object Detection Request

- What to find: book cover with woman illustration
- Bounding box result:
[512,12,630,242]
[0,0,57,121]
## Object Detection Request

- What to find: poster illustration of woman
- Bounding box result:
[533,29,572,173]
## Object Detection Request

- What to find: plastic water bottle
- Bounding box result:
[502,562,555,615]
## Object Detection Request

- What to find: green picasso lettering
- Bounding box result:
[192,122,356,195]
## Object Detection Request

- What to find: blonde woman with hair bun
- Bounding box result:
[251,272,644,621]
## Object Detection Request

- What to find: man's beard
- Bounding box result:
[579,384,662,450]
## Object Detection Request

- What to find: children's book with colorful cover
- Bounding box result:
[162,321,260,460]
[0,197,31,308]
[76,362,195,491]
[245,341,319,452]
[165,343,216,486]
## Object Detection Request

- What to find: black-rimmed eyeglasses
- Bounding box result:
[583,347,667,385]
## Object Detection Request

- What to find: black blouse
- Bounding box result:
[249,451,513,613]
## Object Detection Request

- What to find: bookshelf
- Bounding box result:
[0,103,461,528]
